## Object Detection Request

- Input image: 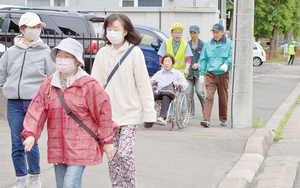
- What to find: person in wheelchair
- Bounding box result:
[150,54,188,123]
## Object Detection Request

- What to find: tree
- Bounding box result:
[254,0,300,58]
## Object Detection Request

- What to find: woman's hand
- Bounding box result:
[103,144,115,162]
[23,136,35,152]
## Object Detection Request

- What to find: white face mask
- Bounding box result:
[23,28,41,41]
[106,31,124,44]
[56,58,76,75]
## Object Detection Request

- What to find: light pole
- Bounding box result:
[231,0,254,128]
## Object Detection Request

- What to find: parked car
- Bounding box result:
[134,25,169,75]
[253,42,266,66]
[0,6,106,73]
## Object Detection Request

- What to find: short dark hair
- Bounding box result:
[161,54,175,65]
[103,14,142,45]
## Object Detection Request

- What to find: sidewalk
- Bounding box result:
[250,103,300,187]
[218,66,300,187]
[1,60,300,187]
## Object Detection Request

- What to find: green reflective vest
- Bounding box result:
[166,38,188,72]
[288,44,296,55]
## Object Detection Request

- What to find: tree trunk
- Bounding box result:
[269,25,278,59]
[285,30,292,46]
[274,34,279,57]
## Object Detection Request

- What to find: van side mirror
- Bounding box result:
[151,42,159,51]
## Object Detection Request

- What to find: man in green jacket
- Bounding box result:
[198,23,232,128]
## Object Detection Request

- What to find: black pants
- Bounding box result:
[288,55,295,65]
[154,92,172,119]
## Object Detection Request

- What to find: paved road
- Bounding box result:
[1,60,300,188]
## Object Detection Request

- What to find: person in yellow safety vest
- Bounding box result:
[288,41,296,65]
[157,23,193,77]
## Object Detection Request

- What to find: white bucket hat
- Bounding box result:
[50,38,85,66]
[19,12,46,27]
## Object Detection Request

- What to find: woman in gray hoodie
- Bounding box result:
[0,12,57,188]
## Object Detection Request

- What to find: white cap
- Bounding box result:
[19,12,46,27]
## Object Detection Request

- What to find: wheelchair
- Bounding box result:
[154,88,191,131]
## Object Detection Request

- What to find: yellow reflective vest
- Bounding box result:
[288,44,296,55]
[166,38,188,72]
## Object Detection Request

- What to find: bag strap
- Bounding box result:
[54,87,100,145]
[104,45,135,89]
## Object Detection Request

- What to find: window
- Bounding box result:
[253,43,257,50]
[54,0,65,6]
[27,0,50,6]
[0,17,5,33]
[123,0,134,7]
[49,16,88,36]
[138,0,162,7]
[27,0,66,7]
[139,32,157,47]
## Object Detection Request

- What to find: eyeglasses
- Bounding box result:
[172,32,183,35]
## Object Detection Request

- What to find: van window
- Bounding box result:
[49,16,88,36]
[0,17,4,32]
[139,31,157,47]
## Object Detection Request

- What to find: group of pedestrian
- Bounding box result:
[152,22,232,128]
[0,12,155,188]
[0,10,232,188]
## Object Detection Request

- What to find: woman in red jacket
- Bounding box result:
[22,38,117,187]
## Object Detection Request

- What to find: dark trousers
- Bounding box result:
[154,92,172,119]
[288,55,295,65]
[203,72,229,122]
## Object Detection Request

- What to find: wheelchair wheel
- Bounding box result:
[176,92,191,129]
[166,101,176,131]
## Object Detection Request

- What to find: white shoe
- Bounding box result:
[13,177,28,188]
[157,117,165,123]
[28,175,41,188]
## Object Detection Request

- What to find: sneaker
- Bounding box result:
[28,175,41,188]
[200,120,210,128]
[157,117,165,123]
[220,122,227,127]
[189,113,195,119]
[13,177,28,188]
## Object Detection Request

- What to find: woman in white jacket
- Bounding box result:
[91,13,156,188]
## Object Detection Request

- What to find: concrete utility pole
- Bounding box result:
[221,0,227,27]
[231,0,254,128]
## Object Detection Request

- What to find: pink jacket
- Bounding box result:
[21,74,118,166]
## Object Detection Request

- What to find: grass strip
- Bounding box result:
[274,96,300,140]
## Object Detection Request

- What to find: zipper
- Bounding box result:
[18,49,28,99]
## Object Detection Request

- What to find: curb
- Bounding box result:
[217,81,300,188]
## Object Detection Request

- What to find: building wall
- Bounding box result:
[0,1,25,6]
[66,0,217,8]
[163,0,218,8]
[0,0,220,41]
[68,0,119,7]
[101,7,219,42]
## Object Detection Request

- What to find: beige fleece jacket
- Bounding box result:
[91,42,156,126]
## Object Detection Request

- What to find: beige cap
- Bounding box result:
[19,12,46,27]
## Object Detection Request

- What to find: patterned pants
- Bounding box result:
[109,124,138,188]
